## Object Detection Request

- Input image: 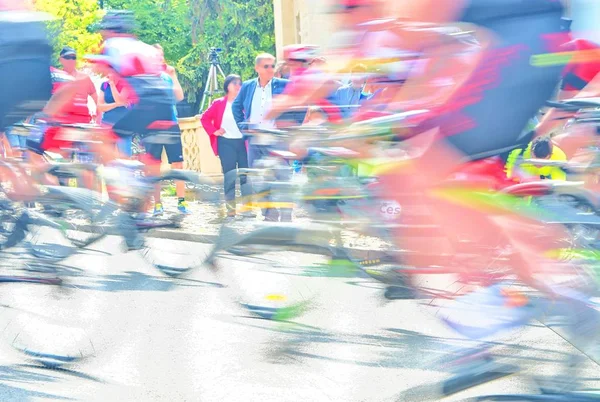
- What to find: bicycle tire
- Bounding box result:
[40,186,110,249]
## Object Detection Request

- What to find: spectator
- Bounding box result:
[331,64,369,119]
[232,52,289,163]
[201,74,253,220]
[144,43,188,215]
[98,73,129,155]
[231,52,290,221]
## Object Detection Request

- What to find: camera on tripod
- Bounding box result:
[201,47,227,111]
[208,47,222,64]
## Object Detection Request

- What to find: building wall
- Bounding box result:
[570,0,600,43]
[273,0,335,59]
[274,0,600,56]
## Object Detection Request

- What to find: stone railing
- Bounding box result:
[160,115,222,174]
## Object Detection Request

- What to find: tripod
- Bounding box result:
[200,48,227,111]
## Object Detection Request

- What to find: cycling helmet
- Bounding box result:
[94,10,136,34]
[283,44,320,62]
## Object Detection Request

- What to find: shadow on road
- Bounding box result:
[17,363,104,383]
[227,316,575,372]
[0,365,75,400]
[69,271,177,293]
[68,271,224,293]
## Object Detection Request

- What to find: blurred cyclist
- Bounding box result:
[274,44,343,124]
[276,0,570,296]
[534,18,600,145]
[85,11,177,161]
[147,43,188,215]
[0,0,53,137]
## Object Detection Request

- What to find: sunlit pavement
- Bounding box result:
[0,233,596,401]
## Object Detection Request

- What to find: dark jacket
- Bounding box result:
[231,77,289,129]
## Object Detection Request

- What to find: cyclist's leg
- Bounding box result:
[163,132,186,200]
[143,143,163,209]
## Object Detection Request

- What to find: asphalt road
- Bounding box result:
[0,229,596,401]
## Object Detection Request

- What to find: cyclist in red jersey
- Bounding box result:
[39,47,100,159]
[534,20,600,144]
[273,45,343,125]
[86,11,175,144]
[280,0,570,296]
[54,46,97,124]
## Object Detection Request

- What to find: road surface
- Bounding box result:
[0,230,596,401]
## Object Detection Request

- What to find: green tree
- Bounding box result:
[178,0,275,112]
[98,0,275,113]
[103,0,191,63]
[34,0,103,66]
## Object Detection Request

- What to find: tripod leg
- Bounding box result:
[212,66,219,96]
[200,64,216,111]
[216,65,227,79]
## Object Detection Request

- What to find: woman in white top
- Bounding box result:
[201,74,252,220]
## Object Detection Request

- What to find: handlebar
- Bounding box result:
[546,98,600,112]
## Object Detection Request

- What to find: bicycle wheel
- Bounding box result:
[0,253,100,368]
[207,222,337,320]
[0,203,26,250]
[39,186,110,249]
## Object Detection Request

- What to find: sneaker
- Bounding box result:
[177,200,189,214]
[153,203,164,216]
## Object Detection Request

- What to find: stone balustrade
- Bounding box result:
[160,115,222,174]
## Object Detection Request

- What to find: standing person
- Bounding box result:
[144,43,188,215]
[331,64,369,119]
[98,73,129,155]
[201,74,253,220]
[232,53,289,165]
[231,52,290,221]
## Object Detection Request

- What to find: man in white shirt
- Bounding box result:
[232,53,289,166]
[231,53,291,221]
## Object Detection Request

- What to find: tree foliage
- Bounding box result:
[37,0,276,113]
[103,0,191,63]
[104,0,275,113]
[33,0,103,66]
